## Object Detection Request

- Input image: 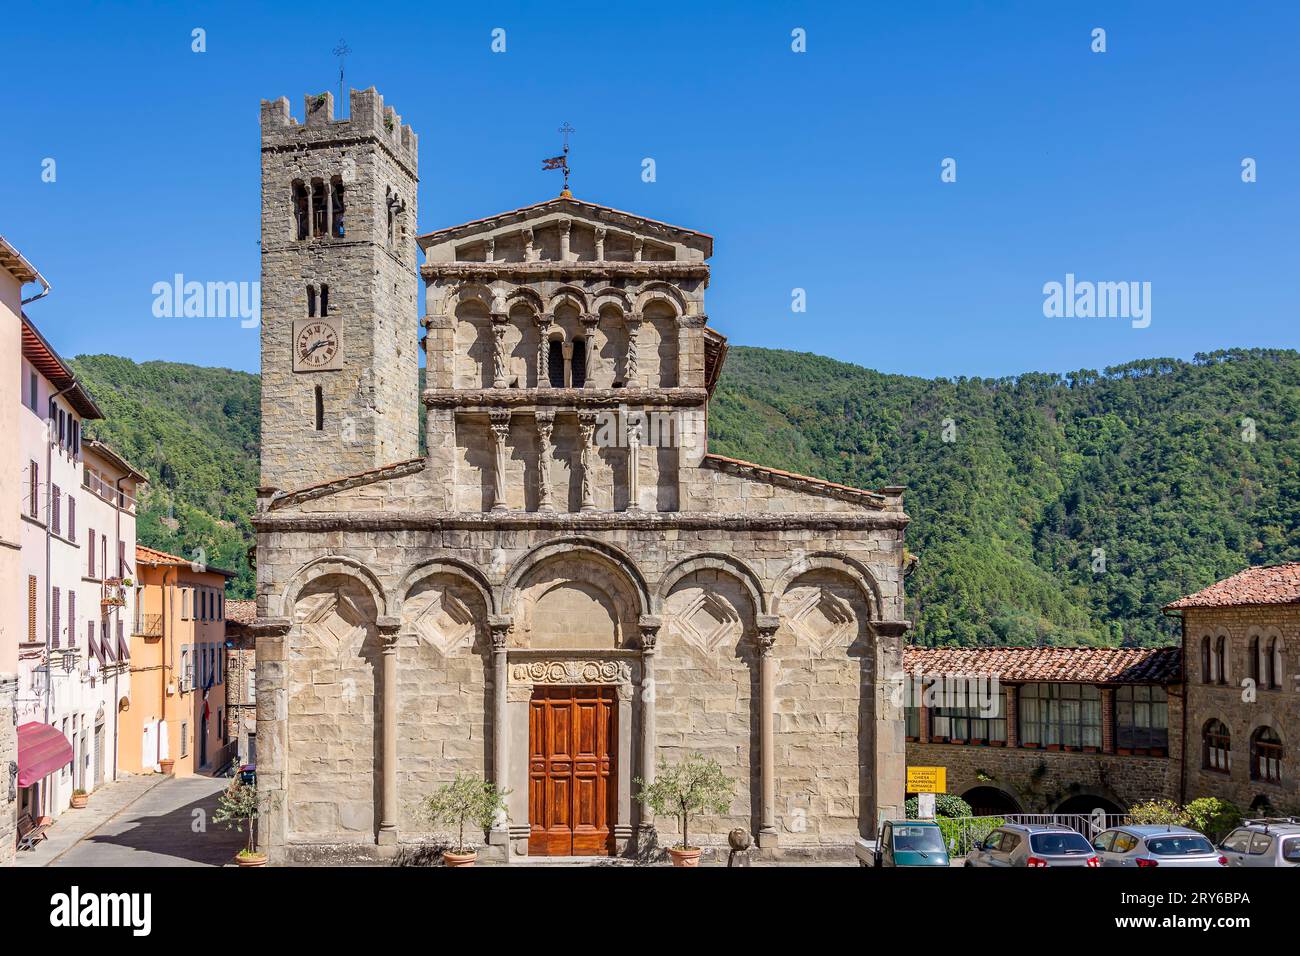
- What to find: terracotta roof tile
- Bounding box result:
[224,600,257,625]
[902,645,1181,684]
[1164,563,1300,610]
[135,544,236,578]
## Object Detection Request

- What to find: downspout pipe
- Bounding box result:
[1162,606,1189,804]
[21,272,51,306]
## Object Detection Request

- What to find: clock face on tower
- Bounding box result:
[292,319,343,371]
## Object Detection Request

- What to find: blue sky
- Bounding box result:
[3,1,1296,378]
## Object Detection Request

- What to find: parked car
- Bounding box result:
[1219,818,1300,868]
[1093,825,1226,867]
[857,820,951,867]
[966,823,1099,867]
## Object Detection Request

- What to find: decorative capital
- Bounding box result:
[250,616,292,637]
[534,407,555,427]
[558,217,572,236]
[489,408,512,439]
[755,614,780,653]
[581,312,599,328]
[488,614,512,649]
[638,614,662,650]
[577,411,597,443]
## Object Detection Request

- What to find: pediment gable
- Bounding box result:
[418,197,712,264]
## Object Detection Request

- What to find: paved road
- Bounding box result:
[48,775,247,867]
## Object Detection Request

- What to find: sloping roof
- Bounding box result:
[701,453,894,508]
[84,438,148,483]
[902,645,1182,684]
[417,196,713,255]
[21,315,102,419]
[0,234,44,285]
[135,544,236,579]
[224,600,257,625]
[267,456,426,508]
[1164,563,1300,611]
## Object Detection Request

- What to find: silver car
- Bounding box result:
[1219,819,1300,868]
[1093,825,1225,868]
[966,823,1100,867]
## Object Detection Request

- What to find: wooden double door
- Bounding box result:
[528,685,617,856]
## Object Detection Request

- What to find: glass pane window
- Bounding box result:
[1115,685,1169,751]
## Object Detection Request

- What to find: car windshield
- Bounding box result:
[1147,835,1214,856]
[893,826,946,854]
[1282,838,1300,862]
[1030,832,1093,855]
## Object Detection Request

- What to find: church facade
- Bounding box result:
[253,88,910,862]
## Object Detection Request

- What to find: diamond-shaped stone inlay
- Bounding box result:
[409,587,476,655]
[787,586,856,654]
[297,589,368,656]
[671,591,742,654]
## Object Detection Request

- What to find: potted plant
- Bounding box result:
[635,752,734,867]
[158,757,175,775]
[70,788,88,809]
[421,774,508,866]
[213,776,272,866]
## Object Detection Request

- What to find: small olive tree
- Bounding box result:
[1127,799,1190,827]
[635,753,734,850]
[422,774,509,855]
[213,778,265,857]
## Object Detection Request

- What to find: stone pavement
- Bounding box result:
[19,773,246,867]
[16,772,163,867]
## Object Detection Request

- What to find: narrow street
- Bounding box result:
[18,774,246,867]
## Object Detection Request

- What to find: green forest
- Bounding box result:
[70,346,1300,647]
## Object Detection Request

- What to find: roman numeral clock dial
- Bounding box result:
[292,319,343,371]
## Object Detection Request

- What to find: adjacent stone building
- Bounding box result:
[903,646,1182,815]
[252,89,911,862]
[224,600,257,768]
[1166,563,1300,814]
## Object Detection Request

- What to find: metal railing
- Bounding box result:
[935,813,1133,857]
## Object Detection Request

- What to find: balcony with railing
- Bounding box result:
[82,469,138,513]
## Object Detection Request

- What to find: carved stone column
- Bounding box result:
[535,408,555,512]
[377,615,402,849]
[558,217,572,261]
[755,615,780,849]
[626,412,642,511]
[324,182,333,238]
[488,615,512,849]
[562,343,574,388]
[581,314,599,386]
[631,236,643,263]
[490,409,511,512]
[305,180,315,238]
[594,226,606,261]
[535,313,554,386]
[484,236,495,264]
[490,315,508,388]
[522,226,534,262]
[638,616,661,840]
[625,312,641,386]
[577,412,597,512]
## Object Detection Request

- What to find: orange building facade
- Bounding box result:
[119,546,235,778]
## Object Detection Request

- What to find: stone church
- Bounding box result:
[252,88,910,862]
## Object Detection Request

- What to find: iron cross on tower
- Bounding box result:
[333,39,350,112]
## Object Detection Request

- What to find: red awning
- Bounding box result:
[16,722,74,788]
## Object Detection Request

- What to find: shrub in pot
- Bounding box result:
[213,776,274,866]
[70,788,88,809]
[635,753,734,866]
[421,774,508,866]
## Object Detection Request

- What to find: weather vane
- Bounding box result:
[542,122,575,197]
[333,39,351,112]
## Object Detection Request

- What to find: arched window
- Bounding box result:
[314,386,324,432]
[1214,635,1229,685]
[571,338,588,388]
[292,181,309,240]
[1250,634,1262,685]
[307,285,317,317]
[1203,719,1231,773]
[547,339,565,388]
[1251,727,1282,783]
[1200,635,1212,684]
[1269,636,1284,691]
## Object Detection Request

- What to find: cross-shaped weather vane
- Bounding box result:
[333,39,351,112]
[542,122,575,197]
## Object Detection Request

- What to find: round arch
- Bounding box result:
[770,552,883,622]
[277,555,388,620]
[394,557,497,617]
[546,286,589,315]
[501,537,650,619]
[1054,793,1124,815]
[961,785,1023,816]
[655,553,767,617]
[633,282,686,316]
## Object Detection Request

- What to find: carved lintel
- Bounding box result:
[510,660,632,685]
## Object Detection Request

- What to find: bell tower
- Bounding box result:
[258,87,419,492]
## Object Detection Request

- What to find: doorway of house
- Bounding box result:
[528,685,617,856]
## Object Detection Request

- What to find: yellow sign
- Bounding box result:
[906,766,947,794]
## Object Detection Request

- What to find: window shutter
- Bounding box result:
[89,529,96,576]
[28,576,37,642]
[51,485,60,535]
[68,496,76,542]
[52,586,61,648]
[30,461,38,517]
[68,590,76,649]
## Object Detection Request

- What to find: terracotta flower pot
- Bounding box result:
[70,793,88,809]
[159,758,175,775]
[668,847,702,867]
[443,850,477,867]
[236,851,268,867]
